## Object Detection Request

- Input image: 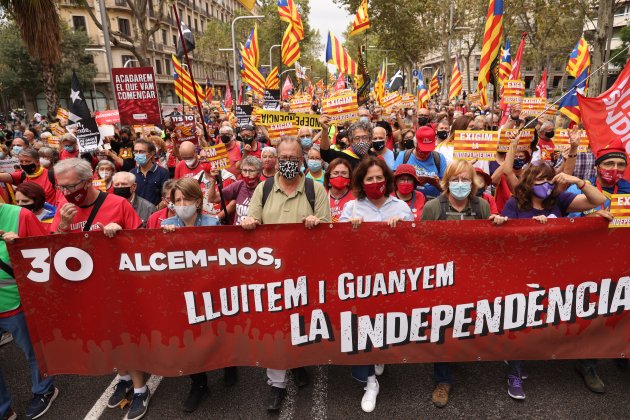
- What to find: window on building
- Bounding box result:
[195,19,199,32]
[188,15,191,28]
[162,29,167,45]
[72,16,87,32]
[475,58,480,71]
[118,18,131,36]
[614,5,628,16]
[122,55,135,68]
[165,58,171,75]
[173,34,177,46]
[155,59,163,75]
[206,2,209,14]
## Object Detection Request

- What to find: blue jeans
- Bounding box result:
[507,360,524,376]
[351,365,375,383]
[434,363,453,384]
[0,311,54,417]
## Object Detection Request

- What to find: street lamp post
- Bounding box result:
[269,44,280,70]
[231,15,264,104]
[85,48,106,110]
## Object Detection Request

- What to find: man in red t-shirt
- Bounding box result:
[174,141,203,179]
[146,180,176,229]
[58,134,80,160]
[218,125,242,175]
[0,147,59,206]
[50,158,151,419]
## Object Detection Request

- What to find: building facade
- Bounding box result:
[46,0,255,115]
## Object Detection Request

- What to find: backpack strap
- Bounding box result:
[0,258,14,278]
[261,177,275,208]
[432,151,441,175]
[304,177,316,213]
[47,168,56,188]
[469,195,483,219]
[20,171,26,183]
[437,194,449,220]
[83,192,107,232]
[403,149,413,164]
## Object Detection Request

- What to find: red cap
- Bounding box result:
[474,167,492,187]
[415,126,436,152]
[595,138,627,162]
[394,164,420,183]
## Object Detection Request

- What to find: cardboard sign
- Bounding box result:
[609,194,630,228]
[263,89,281,110]
[72,119,101,152]
[544,104,559,117]
[553,129,589,153]
[289,94,311,113]
[501,80,525,105]
[520,97,546,118]
[381,92,402,112]
[268,122,298,143]
[112,67,161,126]
[94,110,121,126]
[92,179,107,192]
[235,105,253,126]
[255,110,321,129]
[171,115,196,143]
[56,108,68,121]
[0,158,19,174]
[453,130,498,161]
[401,93,416,108]
[468,92,481,106]
[322,92,359,124]
[49,122,66,137]
[496,129,535,152]
[202,144,229,171]
[46,137,60,149]
[8,219,630,376]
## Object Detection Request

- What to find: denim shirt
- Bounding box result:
[160,214,220,227]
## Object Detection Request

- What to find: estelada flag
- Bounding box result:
[578,59,630,166]
[349,0,370,36]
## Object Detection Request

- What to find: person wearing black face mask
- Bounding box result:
[15,182,56,227]
[371,127,395,168]
[400,129,415,152]
[533,121,556,162]
[0,147,58,205]
[112,171,155,227]
[239,124,262,159]
[218,126,243,174]
[417,108,430,127]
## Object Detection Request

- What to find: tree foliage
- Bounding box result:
[0,22,97,104]
[611,25,630,69]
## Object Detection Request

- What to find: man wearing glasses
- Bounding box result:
[241,136,330,412]
[318,115,373,169]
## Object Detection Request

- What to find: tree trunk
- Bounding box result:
[442,37,451,102]
[590,0,615,96]
[465,53,472,93]
[42,62,59,119]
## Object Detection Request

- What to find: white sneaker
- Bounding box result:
[361,377,379,413]
[374,364,384,376]
[0,332,13,347]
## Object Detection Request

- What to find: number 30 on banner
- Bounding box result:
[21,247,94,283]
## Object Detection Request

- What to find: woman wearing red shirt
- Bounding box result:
[324,158,354,223]
[392,164,426,220]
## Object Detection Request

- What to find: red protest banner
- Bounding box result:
[8,220,630,377]
[171,115,196,143]
[112,67,161,126]
[94,110,120,126]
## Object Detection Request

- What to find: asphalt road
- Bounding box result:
[2,341,629,419]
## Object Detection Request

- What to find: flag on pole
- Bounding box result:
[477,0,504,95]
[349,0,370,37]
[498,38,512,88]
[205,76,213,102]
[225,77,233,107]
[389,69,404,92]
[429,69,440,97]
[176,22,195,60]
[334,73,346,90]
[374,61,386,104]
[172,54,204,106]
[281,25,301,66]
[508,33,527,82]
[242,25,260,68]
[281,76,294,99]
[535,69,547,98]
[69,70,93,122]
[266,66,280,89]
[239,47,265,97]
[559,69,589,124]
[566,36,590,78]
[278,0,304,40]
[295,62,307,79]
[417,71,429,108]
[449,60,462,100]
[325,31,359,75]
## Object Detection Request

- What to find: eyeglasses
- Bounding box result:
[279,156,301,161]
[241,168,259,175]
[56,180,85,193]
[352,135,370,141]
[241,125,255,131]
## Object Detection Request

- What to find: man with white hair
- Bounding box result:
[112,171,156,227]
[218,125,242,174]
[532,120,556,163]
[50,159,152,420]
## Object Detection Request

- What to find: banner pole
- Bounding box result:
[173,5,211,145]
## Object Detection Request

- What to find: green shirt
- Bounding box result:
[248,173,331,224]
[421,195,490,221]
[0,204,21,313]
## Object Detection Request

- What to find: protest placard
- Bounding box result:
[520,97,546,117]
[610,194,630,228]
[501,80,525,105]
[289,94,311,113]
[453,131,498,161]
[263,89,281,110]
[112,67,161,126]
[401,93,416,108]
[235,105,253,126]
[496,129,535,152]
[202,144,229,171]
[0,158,19,173]
[171,115,196,143]
[381,92,402,112]
[322,92,358,124]
[553,129,589,153]
[94,110,121,126]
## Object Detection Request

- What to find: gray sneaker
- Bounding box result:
[0,333,13,347]
[575,362,605,393]
[507,374,525,400]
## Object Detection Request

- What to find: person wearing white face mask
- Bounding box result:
[37,146,57,170]
[174,141,202,179]
[161,177,220,229]
[95,160,116,193]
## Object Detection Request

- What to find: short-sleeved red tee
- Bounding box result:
[146,207,171,229]
[51,192,142,232]
[330,191,355,223]
[174,161,203,179]
[11,169,57,205]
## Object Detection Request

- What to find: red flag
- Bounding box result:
[334,73,345,91]
[500,33,527,125]
[535,69,547,98]
[578,59,630,175]
[225,78,233,108]
[281,76,293,100]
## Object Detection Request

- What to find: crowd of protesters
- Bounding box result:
[0,97,626,419]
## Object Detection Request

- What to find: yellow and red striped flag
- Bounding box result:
[266,66,279,89]
[429,69,440,97]
[240,29,265,97]
[281,25,301,66]
[172,54,204,106]
[566,36,590,78]
[325,31,358,75]
[417,72,429,108]
[349,0,370,37]
[242,24,260,68]
[449,60,462,100]
[374,60,386,104]
[278,0,304,40]
[498,38,512,88]
[477,0,504,94]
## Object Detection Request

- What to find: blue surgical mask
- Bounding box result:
[300,137,313,148]
[0,152,4,159]
[64,145,74,153]
[12,146,22,155]
[449,181,472,200]
[359,116,370,123]
[307,159,322,173]
[134,153,148,166]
